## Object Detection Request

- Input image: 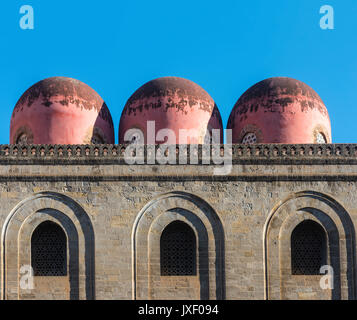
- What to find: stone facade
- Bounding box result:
[0,143,356,300]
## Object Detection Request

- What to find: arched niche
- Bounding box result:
[264,191,356,300]
[132,191,225,300]
[1,192,95,300]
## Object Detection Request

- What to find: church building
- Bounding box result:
[1,75,354,300]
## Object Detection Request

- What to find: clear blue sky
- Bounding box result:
[0,0,356,143]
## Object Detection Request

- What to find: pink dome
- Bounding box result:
[10,77,114,144]
[118,77,223,144]
[227,77,332,144]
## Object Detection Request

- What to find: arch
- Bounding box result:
[18,209,79,299]
[132,191,225,300]
[264,191,356,300]
[1,191,95,300]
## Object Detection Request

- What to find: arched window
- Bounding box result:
[31,221,67,276]
[316,132,327,144]
[16,133,28,144]
[14,126,34,144]
[160,221,196,276]
[241,132,257,144]
[291,220,327,275]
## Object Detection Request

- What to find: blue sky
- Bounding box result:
[0,0,356,143]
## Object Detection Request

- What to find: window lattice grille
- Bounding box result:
[31,221,67,276]
[160,221,196,276]
[242,132,257,144]
[291,220,326,275]
[316,132,327,144]
[16,133,28,144]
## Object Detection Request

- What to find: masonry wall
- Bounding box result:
[0,144,356,300]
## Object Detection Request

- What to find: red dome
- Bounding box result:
[10,77,114,144]
[118,77,223,144]
[227,77,331,144]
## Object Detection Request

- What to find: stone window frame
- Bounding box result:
[241,132,258,144]
[1,192,95,300]
[13,126,34,144]
[132,191,225,300]
[237,124,263,144]
[264,191,355,300]
[19,210,75,299]
[313,125,331,144]
[149,210,205,299]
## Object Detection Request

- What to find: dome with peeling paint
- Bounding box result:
[227,77,331,144]
[10,77,114,144]
[118,77,223,144]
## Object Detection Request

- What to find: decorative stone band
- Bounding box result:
[0,144,356,165]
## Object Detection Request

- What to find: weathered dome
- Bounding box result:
[10,77,114,144]
[227,77,331,144]
[118,77,223,144]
